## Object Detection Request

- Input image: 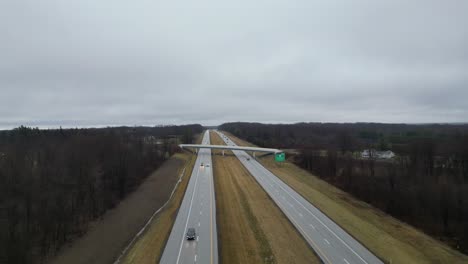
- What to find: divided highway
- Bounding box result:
[216,131,383,264]
[160,130,218,264]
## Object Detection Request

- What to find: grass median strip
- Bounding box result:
[223,131,468,264]
[211,131,319,264]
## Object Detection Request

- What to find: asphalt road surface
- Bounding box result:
[160,130,218,264]
[216,131,383,264]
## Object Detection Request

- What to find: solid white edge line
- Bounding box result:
[114,166,187,264]
[218,131,371,264]
[175,133,207,264]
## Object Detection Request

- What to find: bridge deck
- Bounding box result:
[179,144,282,154]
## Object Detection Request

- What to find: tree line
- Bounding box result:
[220,122,468,254]
[0,124,203,264]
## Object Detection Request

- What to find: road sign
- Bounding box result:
[275,152,285,162]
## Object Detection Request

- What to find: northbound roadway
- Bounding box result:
[216,130,383,264]
[160,130,218,264]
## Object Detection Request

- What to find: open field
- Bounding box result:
[119,134,203,264]
[223,131,468,264]
[210,131,319,264]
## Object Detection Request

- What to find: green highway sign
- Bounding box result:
[275,152,285,162]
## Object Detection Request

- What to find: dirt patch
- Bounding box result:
[223,131,468,264]
[48,154,188,264]
[211,132,319,264]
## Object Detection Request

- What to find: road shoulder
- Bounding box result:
[211,131,319,264]
[223,131,468,264]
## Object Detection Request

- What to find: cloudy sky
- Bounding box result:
[1,0,467,128]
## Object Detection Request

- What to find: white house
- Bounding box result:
[378,150,395,159]
[361,149,395,159]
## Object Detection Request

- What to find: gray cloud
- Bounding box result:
[1,0,467,129]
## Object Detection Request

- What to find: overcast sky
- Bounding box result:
[1,0,467,128]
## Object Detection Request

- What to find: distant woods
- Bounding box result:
[0,124,203,264]
[220,122,468,254]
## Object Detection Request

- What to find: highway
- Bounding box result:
[216,131,383,264]
[160,130,218,264]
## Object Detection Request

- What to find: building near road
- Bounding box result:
[361,149,395,159]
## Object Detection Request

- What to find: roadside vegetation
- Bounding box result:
[221,123,468,254]
[0,125,203,264]
[120,133,202,264]
[210,131,319,264]
[220,122,468,253]
[222,130,468,263]
[120,151,197,264]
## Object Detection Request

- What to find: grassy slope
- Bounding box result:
[50,154,187,264]
[211,131,319,264]
[223,131,468,264]
[120,134,202,264]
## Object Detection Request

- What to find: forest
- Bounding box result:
[220,122,468,253]
[0,124,203,264]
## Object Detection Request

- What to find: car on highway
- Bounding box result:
[200,162,204,167]
[247,157,250,161]
[205,163,210,167]
[186,227,196,240]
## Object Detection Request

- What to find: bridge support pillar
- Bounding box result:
[222,150,224,156]
[253,152,256,159]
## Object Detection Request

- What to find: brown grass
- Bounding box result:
[119,133,203,264]
[50,155,188,264]
[120,152,196,264]
[223,131,468,264]
[211,131,319,264]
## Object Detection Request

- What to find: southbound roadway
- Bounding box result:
[160,130,218,264]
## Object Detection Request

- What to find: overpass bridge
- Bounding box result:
[179,144,283,158]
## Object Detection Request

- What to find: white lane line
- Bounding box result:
[324,239,331,245]
[194,254,197,262]
[248,155,370,264]
[196,236,199,241]
[175,153,203,264]
[198,222,200,227]
[344,259,350,264]
[309,224,316,229]
[200,211,202,215]
[299,213,303,217]
[219,132,345,264]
